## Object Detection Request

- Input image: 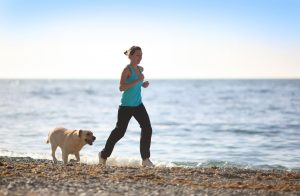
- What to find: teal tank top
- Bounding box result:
[120,65,143,106]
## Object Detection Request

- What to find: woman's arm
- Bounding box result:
[119,67,144,91]
[138,66,150,88]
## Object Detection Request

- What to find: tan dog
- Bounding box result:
[47,127,96,164]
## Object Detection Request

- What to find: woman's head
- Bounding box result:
[124,46,142,65]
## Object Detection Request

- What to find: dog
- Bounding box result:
[47,127,96,164]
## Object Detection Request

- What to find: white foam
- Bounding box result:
[81,155,176,167]
[0,149,52,160]
[0,150,176,167]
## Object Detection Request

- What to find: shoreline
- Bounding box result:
[1,156,299,195]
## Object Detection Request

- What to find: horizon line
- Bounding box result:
[1,77,300,80]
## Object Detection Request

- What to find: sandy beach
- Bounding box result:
[0,156,299,195]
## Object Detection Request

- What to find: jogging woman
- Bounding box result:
[99,46,154,167]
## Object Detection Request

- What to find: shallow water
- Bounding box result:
[0,79,299,170]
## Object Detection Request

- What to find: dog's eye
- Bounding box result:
[87,133,90,136]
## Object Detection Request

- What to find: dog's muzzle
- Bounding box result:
[85,136,96,145]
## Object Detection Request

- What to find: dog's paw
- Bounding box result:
[69,159,79,163]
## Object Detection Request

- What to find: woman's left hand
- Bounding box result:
[142,81,150,88]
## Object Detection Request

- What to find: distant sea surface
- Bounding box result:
[0,79,299,170]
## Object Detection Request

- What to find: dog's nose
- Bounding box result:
[93,136,96,140]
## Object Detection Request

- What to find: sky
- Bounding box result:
[0,0,300,79]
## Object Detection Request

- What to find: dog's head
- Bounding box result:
[78,130,96,145]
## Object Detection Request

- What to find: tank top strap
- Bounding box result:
[128,65,142,75]
[137,66,142,73]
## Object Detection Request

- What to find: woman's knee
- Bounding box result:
[111,127,127,139]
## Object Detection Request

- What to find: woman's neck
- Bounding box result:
[130,62,138,67]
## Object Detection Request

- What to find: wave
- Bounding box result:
[173,160,300,171]
[1,150,298,171]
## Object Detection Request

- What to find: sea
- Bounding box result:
[0,79,299,171]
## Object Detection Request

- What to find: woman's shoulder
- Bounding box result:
[121,65,131,76]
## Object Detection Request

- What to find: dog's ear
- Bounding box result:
[78,130,82,137]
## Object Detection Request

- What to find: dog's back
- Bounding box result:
[47,127,69,146]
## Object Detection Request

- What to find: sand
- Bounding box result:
[0,156,299,196]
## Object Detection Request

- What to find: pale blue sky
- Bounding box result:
[1,0,299,79]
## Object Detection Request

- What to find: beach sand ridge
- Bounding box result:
[1,156,299,195]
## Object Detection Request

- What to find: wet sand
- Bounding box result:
[0,156,299,195]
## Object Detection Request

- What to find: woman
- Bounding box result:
[99,46,154,167]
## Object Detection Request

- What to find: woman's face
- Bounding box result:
[130,50,142,65]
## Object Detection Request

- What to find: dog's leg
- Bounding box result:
[62,150,68,164]
[51,143,58,163]
[74,152,80,162]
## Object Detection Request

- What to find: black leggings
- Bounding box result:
[101,103,152,160]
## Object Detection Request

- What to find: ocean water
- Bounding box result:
[0,79,299,170]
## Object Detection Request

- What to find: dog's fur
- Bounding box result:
[47,127,96,164]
